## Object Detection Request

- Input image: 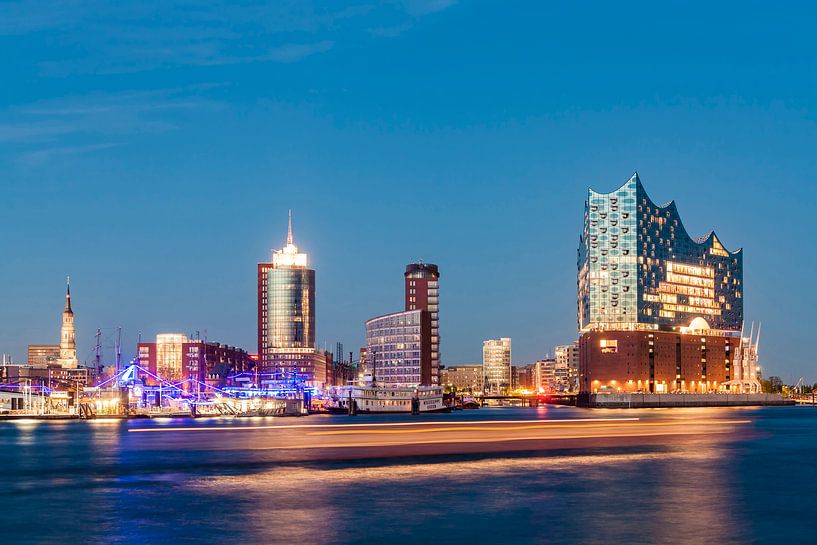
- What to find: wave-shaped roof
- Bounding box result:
[591,172,742,255]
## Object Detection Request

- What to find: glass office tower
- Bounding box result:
[266,267,315,350]
[482,337,512,394]
[258,212,320,384]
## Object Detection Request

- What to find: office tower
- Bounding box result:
[257,212,325,388]
[365,310,431,387]
[482,337,511,394]
[405,262,440,384]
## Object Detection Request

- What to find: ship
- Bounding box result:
[327,373,446,414]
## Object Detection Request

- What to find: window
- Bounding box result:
[599,339,618,353]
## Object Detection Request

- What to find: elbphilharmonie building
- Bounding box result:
[577,173,752,395]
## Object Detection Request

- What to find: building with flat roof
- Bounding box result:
[554,342,579,392]
[483,338,511,394]
[365,309,431,387]
[441,364,483,392]
[137,334,252,387]
[515,364,535,390]
[577,173,747,394]
[27,345,60,366]
[405,262,440,384]
[533,358,556,392]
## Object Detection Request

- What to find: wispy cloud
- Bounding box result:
[2,1,457,76]
[17,142,120,166]
[262,40,335,64]
[369,21,415,38]
[0,86,223,166]
[0,122,77,143]
[401,0,458,17]
[370,1,457,37]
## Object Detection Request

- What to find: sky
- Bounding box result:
[1,1,816,382]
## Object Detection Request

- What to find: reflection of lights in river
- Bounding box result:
[127,417,642,433]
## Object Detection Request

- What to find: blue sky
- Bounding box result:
[1,1,815,382]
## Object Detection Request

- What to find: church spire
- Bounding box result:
[287,209,294,246]
[58,276,78,368]
[65,275,72,313]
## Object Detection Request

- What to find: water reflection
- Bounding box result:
[1,407,815,545]
[182,446,744,545]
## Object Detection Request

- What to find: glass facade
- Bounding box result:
[578,173,743,333]
[156,333,187,382]
[258,213,316,365]
[366,310,425,387]
[266,268,315,350]
[482,337,511,394]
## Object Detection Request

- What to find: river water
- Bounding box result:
[1,406,815,545]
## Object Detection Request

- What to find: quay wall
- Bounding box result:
[579,393,793,408]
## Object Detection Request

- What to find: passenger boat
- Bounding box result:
[327,381,446,414]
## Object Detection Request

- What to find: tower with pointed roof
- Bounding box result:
[257,211,324,387]
[57,277,78,368]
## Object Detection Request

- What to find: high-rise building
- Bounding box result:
[365,310,431,387]
[57,278,78,369]
[405,263,440,384]
[257,212,325,388]
[578,173,743,332]
[482,338,511,394]
[577,173,745,394]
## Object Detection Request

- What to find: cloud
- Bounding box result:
[0,86,224,165]
[17,142,120,166]
[369,22,415,38]
[3,1,458,76]
[262,40,335,64]
[401,0,458,17]
[0,122,77,143]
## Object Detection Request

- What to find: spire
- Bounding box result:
[65,276,72,312]
[287,209,293,246]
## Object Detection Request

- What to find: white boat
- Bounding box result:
[328,383,447,414]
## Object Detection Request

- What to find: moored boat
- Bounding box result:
[327,384,446,414]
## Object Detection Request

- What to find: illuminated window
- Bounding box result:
[599,339,618,353]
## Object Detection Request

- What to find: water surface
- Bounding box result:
[2,406,814,544]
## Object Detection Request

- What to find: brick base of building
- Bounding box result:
[579,329,740,394]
